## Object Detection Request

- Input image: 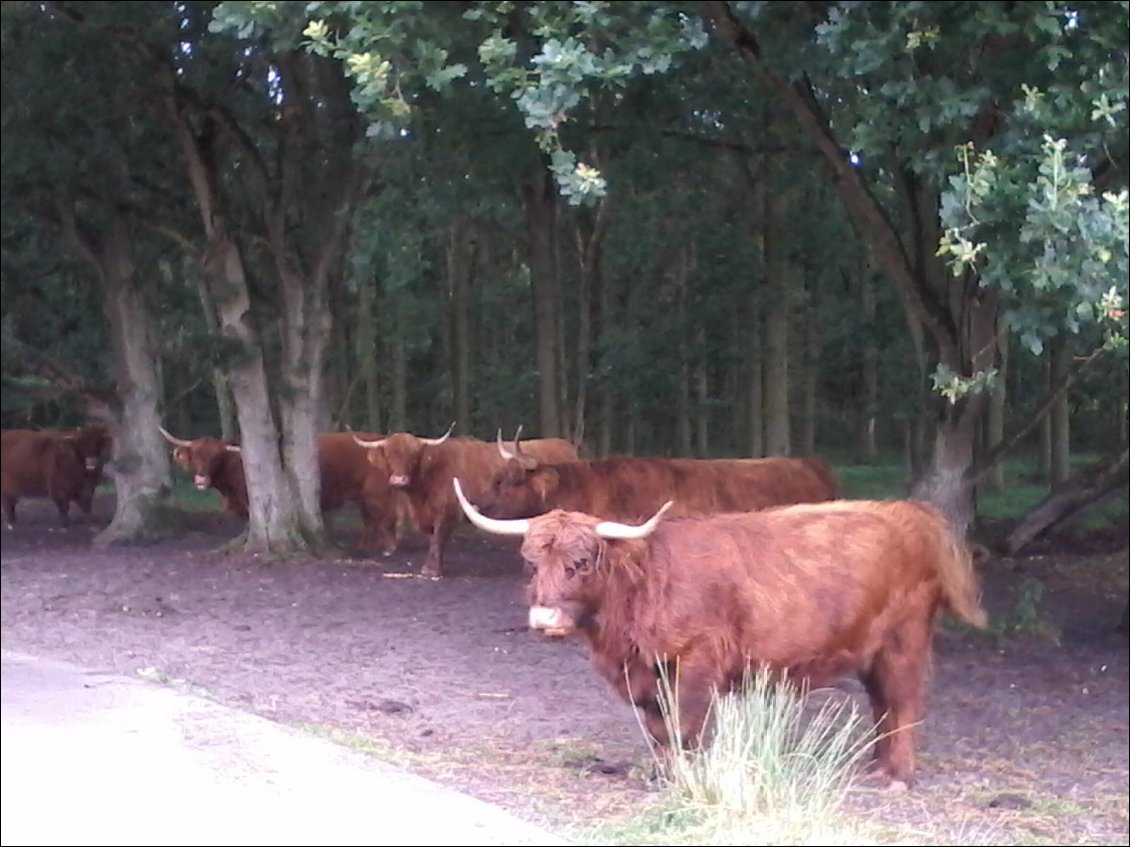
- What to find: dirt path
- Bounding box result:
[1,495,1127,844]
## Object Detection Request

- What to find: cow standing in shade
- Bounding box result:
[453,478,987,789]
[353,425,579,577]
[159,428,405,553]
[474,434,840,522]
[1,427,107,528]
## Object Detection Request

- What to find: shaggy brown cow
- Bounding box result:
[1,428,95,528]
[353,424,579,577]
[65,423,113,508]
[159,428,404,553]
[474,436,840,522]
[453,478,987,789]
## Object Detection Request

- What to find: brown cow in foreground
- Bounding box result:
[159,428,405,553]
[453,478,987,789]
[2,426,109,528]
[353,424,579,577]
[473,436,840,522]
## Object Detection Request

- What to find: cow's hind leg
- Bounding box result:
[2,493,16,529]
[860,616,935,789]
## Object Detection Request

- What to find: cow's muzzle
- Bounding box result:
[528,605,573,637]
[194,475,211,490]
[389,474,410,488]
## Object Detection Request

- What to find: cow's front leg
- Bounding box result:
[421,514,454,577]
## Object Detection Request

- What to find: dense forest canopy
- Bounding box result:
[1,1,1126,551]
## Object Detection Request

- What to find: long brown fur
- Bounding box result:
[364,432,578,576]
[476,454,840,521]
[1,428,102,528]
[513,498,987,788]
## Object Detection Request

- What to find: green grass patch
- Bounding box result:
[621,665,881,846]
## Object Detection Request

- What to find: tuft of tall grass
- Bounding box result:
[640,663,878,841]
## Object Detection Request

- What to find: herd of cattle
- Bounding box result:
[1,420,988,789]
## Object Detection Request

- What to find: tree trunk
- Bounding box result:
[800,269,818,457]
[448,218,475,432]
[391,293,408,431]
[59,210,176,544]
[193,270,236,441]
[1006,446,1129,555]
[1049,335,1072,485]
[763,173,791,457]
[357,280,382,431]
[859,272,879,463]
[676,243,693,456]
[525,167,562,437]
[695,325,710,457]
[746,292,764,458]
[985,326,1010,489]
[572,201,607,449]
[1038,353,1053,481]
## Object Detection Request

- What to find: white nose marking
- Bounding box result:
[528,606,563,630]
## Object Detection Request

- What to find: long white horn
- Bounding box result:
[225,444,242,453]
[497,428,517,461]
[422,421,456,446]
[353,433,387,449]
[595,501,674,540]
[452,478,529,536]
[158,426,192,448]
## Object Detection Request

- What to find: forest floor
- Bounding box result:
[1,494,1127,845]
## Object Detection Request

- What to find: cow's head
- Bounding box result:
[69,424,111,473]
[353,422,454,489]
[475,428,561,518]
[159,427,240,491]
[453,477,672,637]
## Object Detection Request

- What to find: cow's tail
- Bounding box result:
[935,518,988,629]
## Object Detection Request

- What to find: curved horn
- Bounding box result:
[353,433,387,449]
[496,428,517,461]
[422,421,456,446]
[225,444,241,453]
[452,477,529,536]
[158,426,192,448]
[511,424,540,471]
[595,501,675,540]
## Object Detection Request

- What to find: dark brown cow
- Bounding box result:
[474,436,840,522]
[353,424,579,577]
[64,423,113,510]
[159,428,404,553]
[453,478,987,789]
[2,428,94,528]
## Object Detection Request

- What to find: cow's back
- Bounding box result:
[317,433,380,510]
[624,501,956,672]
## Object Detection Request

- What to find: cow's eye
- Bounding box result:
[576,557,592,573]
[564,565,576,578]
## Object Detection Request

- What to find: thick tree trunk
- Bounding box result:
[60,212,177,544]
[194,271,236,441]
[525,168,562,437]
[207,237,311,553]
[1006,446,1129,555]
